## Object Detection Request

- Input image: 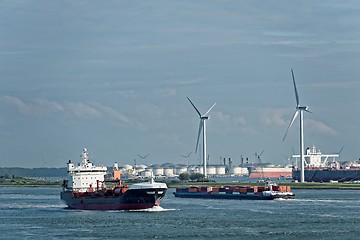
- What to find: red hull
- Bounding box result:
[249,172,292,178]
[66,202,159,211]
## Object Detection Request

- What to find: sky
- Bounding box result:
[0,0,360,168]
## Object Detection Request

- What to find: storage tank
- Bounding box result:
[123,164,133,170]
[215,166,226,175]
[138,164,148,170]
[153,167,164,176]
[140,169,153,178]
[187,166,197,173]
[163,168,174,177]
[230,167,249,176]
[206,166,216,175]
[175,166,188,175]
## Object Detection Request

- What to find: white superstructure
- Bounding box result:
[66,148,108,192]
[292,145,339,169]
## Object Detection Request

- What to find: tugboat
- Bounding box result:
[60,148,167,210]
[173,182,294,200]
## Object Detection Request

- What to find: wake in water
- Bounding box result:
[129,206,179,212]
[274,197,294,201]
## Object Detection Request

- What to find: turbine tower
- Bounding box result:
[187,97,216,178]
[283,69,311,183]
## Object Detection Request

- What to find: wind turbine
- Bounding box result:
[283,69,311,183]
[187,97,216,178]
[180,152,192,166]
[137,154,149,160]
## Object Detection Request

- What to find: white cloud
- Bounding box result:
[307,81,360,89]
[306,119,337,136]
[92,103,131,125]
[64,101,101,118]
[212,111,248,131]
[157,88,177,97]
[1,96,143,128]
[137,103,163,119]
[261,108,288,127]
[34,98,64,112]
[117,90,137,98]
[1,96,33,114]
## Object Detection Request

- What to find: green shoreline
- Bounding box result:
[2,180,360,190]
[164,181,360,190]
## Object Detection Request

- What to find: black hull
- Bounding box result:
[293,169,360,182]
[60,188,167,210]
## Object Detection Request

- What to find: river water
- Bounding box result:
[0,187,359,240]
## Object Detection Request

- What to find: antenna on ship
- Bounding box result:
[187,97,216,178]
[255,150,265,178]
[283,69,311,183]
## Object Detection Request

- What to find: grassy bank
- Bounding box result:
[2,177,360,190]
[0,177,61,187]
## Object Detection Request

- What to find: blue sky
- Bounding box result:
[1,0,359,168]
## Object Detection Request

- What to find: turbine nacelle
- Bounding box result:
[297,106,309,111]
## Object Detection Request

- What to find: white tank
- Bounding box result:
[140,169,153,178]
[138,164,147,170]
[175,167,188,175]
[215,166,226,175]
[230,167,249,176]
[163,168,174,176]
[153,167,164,176]
[206,166,216,175]
[123,164,133,170]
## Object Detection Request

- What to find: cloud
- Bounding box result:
[34,98,64,112]
[64,101,102,118]
[137,103,163,119]
[117,90,137,98]
[261,108,288,127]
[306,119,337,136]
[306,81,360,89]
[266,108,336,136]
[91,103,131,125]
[1,96,33,114]
[1,96,142,128]
[212,111,250,133]
[156,88,177,97]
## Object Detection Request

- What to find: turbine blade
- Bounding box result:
[338,146,344,155]
[187,97,201,116]
[305,109,312,114]
[204,102,216,116]
[283,110,299,141]
[195,120,203,153]
[291,69,300,107]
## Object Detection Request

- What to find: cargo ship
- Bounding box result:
[292,145,360,182]
[60,148,167,210]
[173,182,295,200]
[248,166,293,179]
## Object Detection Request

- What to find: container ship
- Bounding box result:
[173,183,294,200]
[60,148,167,210]
[292,145,360,182]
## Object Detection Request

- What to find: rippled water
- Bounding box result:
[0,187,359,239]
